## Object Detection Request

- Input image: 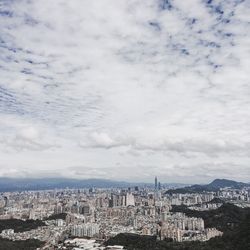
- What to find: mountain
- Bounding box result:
[0,177,187,192]
[0,177,245,193]
[166,178,249,194]
[0,177,133,192]
[208,179,247,189]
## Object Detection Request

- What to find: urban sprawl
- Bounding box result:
[0,177,249,249]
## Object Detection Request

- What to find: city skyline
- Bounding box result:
[0,0,250,183]
[0,175,248,248]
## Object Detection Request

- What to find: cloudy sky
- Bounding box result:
[0,0,250,184]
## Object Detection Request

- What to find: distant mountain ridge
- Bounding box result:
[166,178,250,194]
[0,177,132,192]
[0,177,185,192]
[0,177,247,193]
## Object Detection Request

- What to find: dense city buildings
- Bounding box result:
[0,177,249,249]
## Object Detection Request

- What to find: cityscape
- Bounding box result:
[1,0,250,249]
[0,177,249,249]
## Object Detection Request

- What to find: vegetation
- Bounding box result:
[0,219,45,233]
[165,179,249,194]
[207,197,225,204]
[105,204,250,250]
[0,237,44,250]
[171,203,249,232]
[165,185,208,194]
[45,213,67,220]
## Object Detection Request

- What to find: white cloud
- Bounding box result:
[0,0,250,183]
[80,132,124,149]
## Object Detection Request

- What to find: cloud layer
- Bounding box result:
[0,0,250,183]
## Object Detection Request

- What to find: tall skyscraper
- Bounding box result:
[155,176,158,191]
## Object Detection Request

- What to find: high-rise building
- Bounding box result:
[109,194,123,207]
[109,193,135,207]
[79,205,90,215]
[155,176,158,191]
[126,193,135,206]
[71,223,99,238]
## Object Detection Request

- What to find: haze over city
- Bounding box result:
[0,0,250,183]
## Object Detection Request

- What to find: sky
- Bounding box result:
[0,0,250,184]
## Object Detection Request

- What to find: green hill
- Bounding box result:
[166,179,249,194]
[105,204,250,250]
[0,237,44,250]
